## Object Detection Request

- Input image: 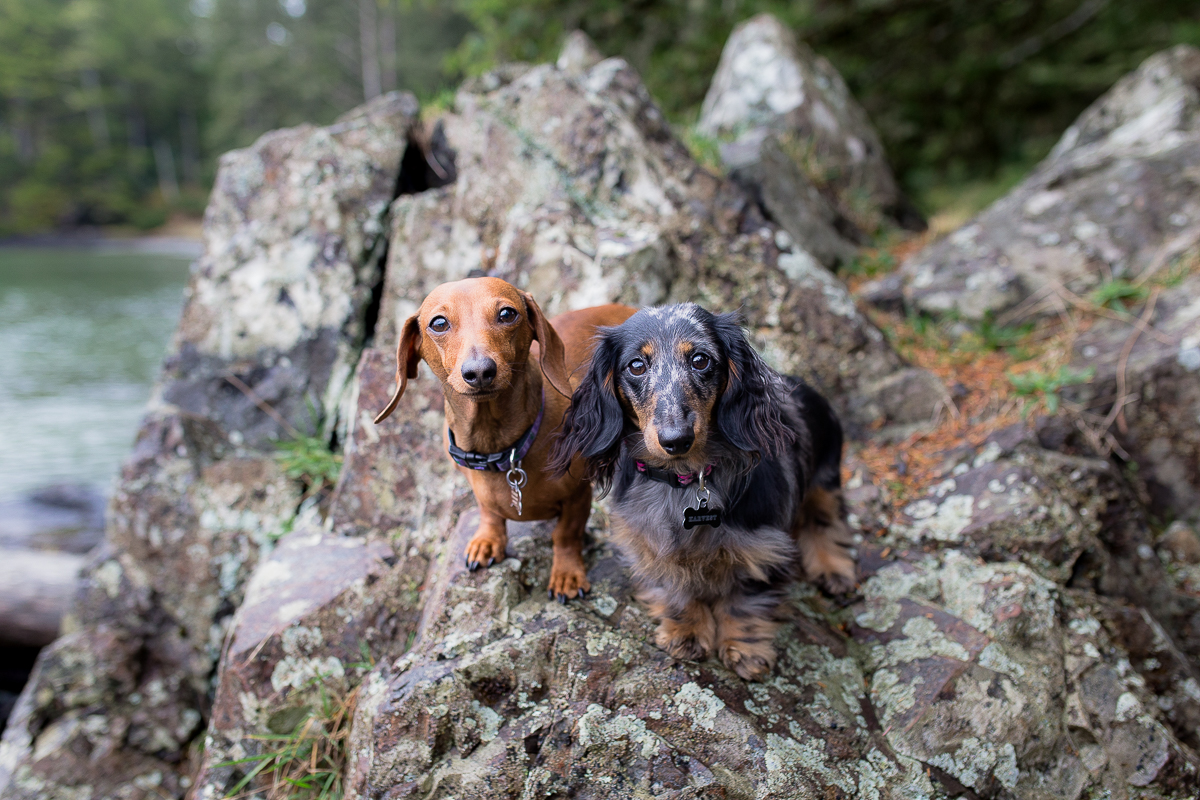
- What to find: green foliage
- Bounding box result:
[968,313,1035,353]
[841,250,895,279]
[275,434,342,489]
[218,673,355,800]
[6,0,1200,234]
[449,0,1200,192]
[1008,365,1096,414]
[0,0,470,234]
[678,126,723,174]
[1089,278,1150,310]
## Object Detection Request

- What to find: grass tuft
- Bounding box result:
[1089,278,1149,310]
[220,675,358,800]
[1007,366,1096,415]
[276,435,343,492]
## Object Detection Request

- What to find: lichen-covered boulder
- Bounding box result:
[345,514,939,799]
[190,530,425,799]
[1064,271,1200,521]
[698,13,924,236]
[0,93,420,799]
[895,45,1200,322]
[852,549,1200,797]
[166,91,420,446]
[378,52,943,433]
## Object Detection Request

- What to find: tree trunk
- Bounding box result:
[359,0,382,101]
[0,548,84,647]
[81,69,110,150]
[153,139,180,201]
[379,0,397,94]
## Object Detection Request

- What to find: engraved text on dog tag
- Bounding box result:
[683,496,722,529]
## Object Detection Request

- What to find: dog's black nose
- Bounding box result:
[658,428,695,456]
[461,356,497,389]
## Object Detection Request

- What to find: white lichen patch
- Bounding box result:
[977,643,1026,679]
[1114,691,1143,722]
[861,561,942,605]
[469,701,504,742]
[574,703,664,759]
[928,737,1013,791]
[270,655,344,694]
[869,669,917,727]
[854,600,901,633]
[673,682,726,731]
[588,593,619,617]
[898,494,974,542]
[764,732,850,795]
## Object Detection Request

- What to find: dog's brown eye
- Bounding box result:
[498,307,518,324]
[429,316,449,333]
[691,352,711,371]
[628,358,647,376]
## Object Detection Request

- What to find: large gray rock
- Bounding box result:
[378,52,943,434]
[1064,271,1200,521]
[0,92,420,799]
[699,13,924,237]
[897,45,1200,322]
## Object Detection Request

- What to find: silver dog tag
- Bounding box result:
[505,450,527,516]
[683,474,721,529]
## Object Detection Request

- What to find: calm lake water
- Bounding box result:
[0,246,194,499]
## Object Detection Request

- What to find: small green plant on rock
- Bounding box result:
[679,126,723,174]
[965,312,1034,354]
[220,675,358,800]
[1008,366,1095,415]
[276,435,343,494]
[842,250,895,278]
[1089,278,1149,311]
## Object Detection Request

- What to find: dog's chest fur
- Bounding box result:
[609,455,799,599]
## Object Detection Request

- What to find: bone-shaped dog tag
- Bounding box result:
[683,496,722,530]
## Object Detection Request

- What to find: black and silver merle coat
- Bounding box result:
[549,303,856,680]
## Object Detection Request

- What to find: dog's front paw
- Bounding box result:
[718,640,776,682]
[814,569,857,596]
[654,608,716,662]
[799,526,858,596]
[547,556,591,603]
[464,533,507,572]
[656,624,710,661]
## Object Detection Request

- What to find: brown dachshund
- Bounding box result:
[375,277,634,600]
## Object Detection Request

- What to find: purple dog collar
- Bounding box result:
[633,460,714,488]
[447,389,545,471]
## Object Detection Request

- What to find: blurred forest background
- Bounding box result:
[2,0,1199,236]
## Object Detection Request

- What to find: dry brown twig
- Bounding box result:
[1100,286,1161,436]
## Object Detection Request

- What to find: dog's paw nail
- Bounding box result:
[464,558,470,569]
[577,589,585,599]
[548,589,554,600]
[469,560,481,572]
[557,593,566,604]
[487,557,495,568]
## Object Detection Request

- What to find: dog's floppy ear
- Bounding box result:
[374,314,423,424]
[548,332,625,494]
[713,312,791,459]
[519,290,573,399]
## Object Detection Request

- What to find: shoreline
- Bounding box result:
[0,220,204,259]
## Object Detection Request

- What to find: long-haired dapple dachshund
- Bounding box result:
[549,303,856,679]
[375,277,634,600]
